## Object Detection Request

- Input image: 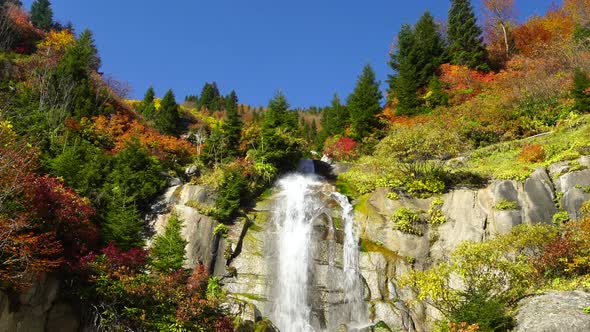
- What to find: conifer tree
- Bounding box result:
[155,89,180,136]
[141,86,156,119]
[199,82,221,113]
[347,65,383,138]
[30,0,53,31]
[319,93,349,144]
[425,75,449,110]
[413,12,445,87]
[222,90,243,157]
[103,197,144,250]
[447,0,489,71]
[151,213,187,272]
[573,69,590,112]
[388,24,420,115]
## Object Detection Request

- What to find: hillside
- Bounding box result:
[1,0,590,331]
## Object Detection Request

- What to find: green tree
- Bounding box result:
[425,75,449,110]
[103,195,144,250]
[0,0,22,7]
[155,89,180,135]
[140,86,156,119]
[573,68,590,112]
[30,0,53,31]
[257,91,303,171]
[347,65,383,138]
[151,213,187,272]
[413,12,445,87]
[198,82,221,113]
[447,0,489,71]
[320,93,349,141]
[222,90,242,157]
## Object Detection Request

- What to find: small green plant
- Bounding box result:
[581,200,590,217]
[494,199,519,211]
[552,210,570,225]
[405,177,445,198]
[206,277,224,299]
[570,161,588,172]
[223,243,234,260]
[391,207,423,236]
[213,224,229,238]
[428,197,446,224]
[386,191,400,200]
[583,306,590,314]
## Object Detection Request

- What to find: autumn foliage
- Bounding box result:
[517,144,545,163]
[84,112,196,165]
[323,136,358,161]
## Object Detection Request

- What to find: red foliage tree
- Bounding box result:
[323,136,358,161]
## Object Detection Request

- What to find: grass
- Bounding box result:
[458,114,590,181]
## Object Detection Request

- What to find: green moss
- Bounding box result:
[233,293,267,302]
[494,199,519,211]
[256,188,273,201]
[360,239,400,262]
[354,194,373,216]
[335,177,356,198]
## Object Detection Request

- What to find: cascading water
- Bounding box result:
[333,193,366,326]
[269,172,366,331]
[271,174,322,332]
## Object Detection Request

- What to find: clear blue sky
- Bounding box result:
[23,0,558,108]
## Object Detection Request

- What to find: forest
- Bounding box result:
[1,0,590,331]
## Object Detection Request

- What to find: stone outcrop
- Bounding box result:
[0,274,80,332]
[515,291,590,332]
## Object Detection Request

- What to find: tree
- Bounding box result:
[223,90,242,155]
[347,64,383,138]
[413,12,445,87]
[425,75,449,110]
[30,0,52,31]
[483,0,516,55]
[140,86,156,119]
[320,93,349,140]
[198,82,221,113]
[151,213,187,272]
[155,89,180,135]
[573,69,590,112]
[0,0,22,7]
[447,0,489,71]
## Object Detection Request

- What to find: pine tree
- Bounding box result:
[347,65,383,138]
[141,86,156,119]
[30,0,53,31]
[573,69,590,112]
[151,213,187,272]
[78,29,101,71]
[319,93,349,144]
[447,0,489,71]
[222,90,242,157]
[103,197,144,250]
[388,24,420,115]
[413,12,445,87]
[155,89,180,135]
[425,75,449,110]
[198,82,221,113]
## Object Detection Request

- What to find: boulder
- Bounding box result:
[516,291,590,332]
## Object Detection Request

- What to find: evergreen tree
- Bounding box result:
[151,213,187,272]
[222,90,242,157]
[447,0,489,71]
[347,65,383,139]
[258,91,302,171]
[103,196,144,250]
[425,75,449,110]
[30,0,53,31]
[155,89,180,135]
[78,29,101,71]
[141,86,156,119]
[319,93,349,144]
[413,12,445,87]
[573,69,590,112]
[198,82,221,113]
[389,24,421,115]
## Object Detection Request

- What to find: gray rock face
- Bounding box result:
[149,184,220,271]
[516,291,590,332]
[0,274,79,332]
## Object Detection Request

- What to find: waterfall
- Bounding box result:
[271,174,322,332]
[269,174,366,331]
[333,193,366,326]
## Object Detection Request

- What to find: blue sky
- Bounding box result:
[23,0,558,108]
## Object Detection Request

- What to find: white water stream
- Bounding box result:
[270,174,365,332]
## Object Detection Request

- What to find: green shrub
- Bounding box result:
[212,167,248,223]
[428,198,446,224]
[552,210,570,225]
[391,207,423,235]
[213,224,229,238]
[386,191,400,200]
[494,200,519,211]
[405,177,446,198]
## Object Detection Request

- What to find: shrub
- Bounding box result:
[406,177,446,198]
[552,210,570,226]
[494,200,519,211]
[518,144,545,163]
[212,167,248,223]
[391,207,423,235]
[429,198,446,224]
[323,136,358,161]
